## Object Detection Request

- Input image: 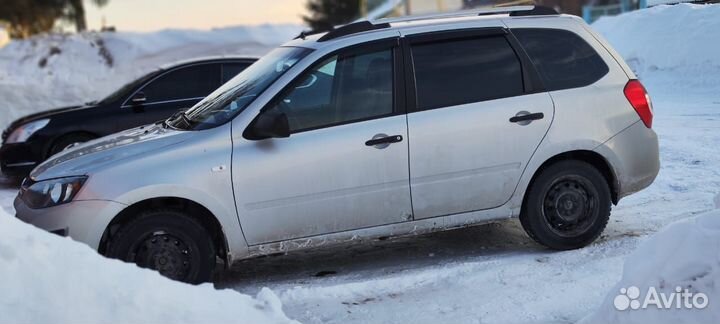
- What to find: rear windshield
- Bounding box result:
[513,28,609,91]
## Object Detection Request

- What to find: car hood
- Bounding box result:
[30,124,192,181]
[6,105,94,130]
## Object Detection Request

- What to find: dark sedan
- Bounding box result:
[0,57,256,177]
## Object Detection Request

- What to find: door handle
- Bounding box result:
[365,134,403,148]
[509,111,544,125]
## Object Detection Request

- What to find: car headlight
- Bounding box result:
[20,176,87,209]
[6,119,51,143]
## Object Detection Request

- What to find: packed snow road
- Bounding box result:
[1,71,717,324]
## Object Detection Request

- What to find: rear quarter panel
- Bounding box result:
[502,16,642,213]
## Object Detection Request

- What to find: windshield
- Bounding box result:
[168,47,311,130]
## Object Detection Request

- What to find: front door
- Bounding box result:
[232,41,413,245]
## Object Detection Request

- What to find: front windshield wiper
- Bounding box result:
[165,110,195,130]
[178,111,193,127]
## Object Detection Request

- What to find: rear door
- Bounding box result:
[402,28,555,219]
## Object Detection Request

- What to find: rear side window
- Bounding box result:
[140,64,220,103]
[411,36,524,111]
[513,28,609,91]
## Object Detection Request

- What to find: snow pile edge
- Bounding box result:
[581,206,720,324]
[0,206,299,324]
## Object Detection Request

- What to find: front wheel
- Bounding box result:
[106,209,216,284]
[520,160,611,250]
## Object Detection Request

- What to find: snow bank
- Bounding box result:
[593,4,720,76]
[581,207,720,324]
[0,207,299,324]
[0,24,301,129]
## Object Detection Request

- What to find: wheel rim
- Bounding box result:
[128,231,196,281]
[541,175,599,238]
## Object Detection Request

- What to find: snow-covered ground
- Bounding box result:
[1,4,719,324]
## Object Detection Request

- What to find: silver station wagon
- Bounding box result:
[16,6,659,283]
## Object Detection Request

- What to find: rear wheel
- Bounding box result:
[520,160,611,250]
[49,133,95,156]
[106,209,216,284]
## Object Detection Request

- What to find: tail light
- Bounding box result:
[624,80,653,128]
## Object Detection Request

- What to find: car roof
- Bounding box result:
[283,5,576,50]
[158,55,259,70]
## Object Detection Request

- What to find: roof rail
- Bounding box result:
[373,5,557,25]
[317,21,391,42]
[509,5,559,16]
[309,5,558,43]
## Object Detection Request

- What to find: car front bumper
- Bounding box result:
[0,142,44,177]
[14,195,127,251]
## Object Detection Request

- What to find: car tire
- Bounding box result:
[520,160,611,250]
[49,133,95,157]
[107,209,216,284]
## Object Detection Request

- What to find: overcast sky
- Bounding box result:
[84,0,307,31]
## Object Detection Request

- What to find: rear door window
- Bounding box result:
[513,28,609,91]
[139,64,221,104]
[410,35,524,111]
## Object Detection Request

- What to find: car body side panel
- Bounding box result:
[593,120,660,199]
[232,116,413,245]
[243,199,514,259]
[61,124,250,262]
[407,93,554,219]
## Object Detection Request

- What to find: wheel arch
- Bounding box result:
[99,197,230,265]
[47,131,99,158]
[522,150,619,209]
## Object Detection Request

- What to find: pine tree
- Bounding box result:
[0,0,66,38]
[0,0,111,38]
[303,0,361,31]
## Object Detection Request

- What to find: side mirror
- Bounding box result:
[130,92,147,105]
[245,110,290,140]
